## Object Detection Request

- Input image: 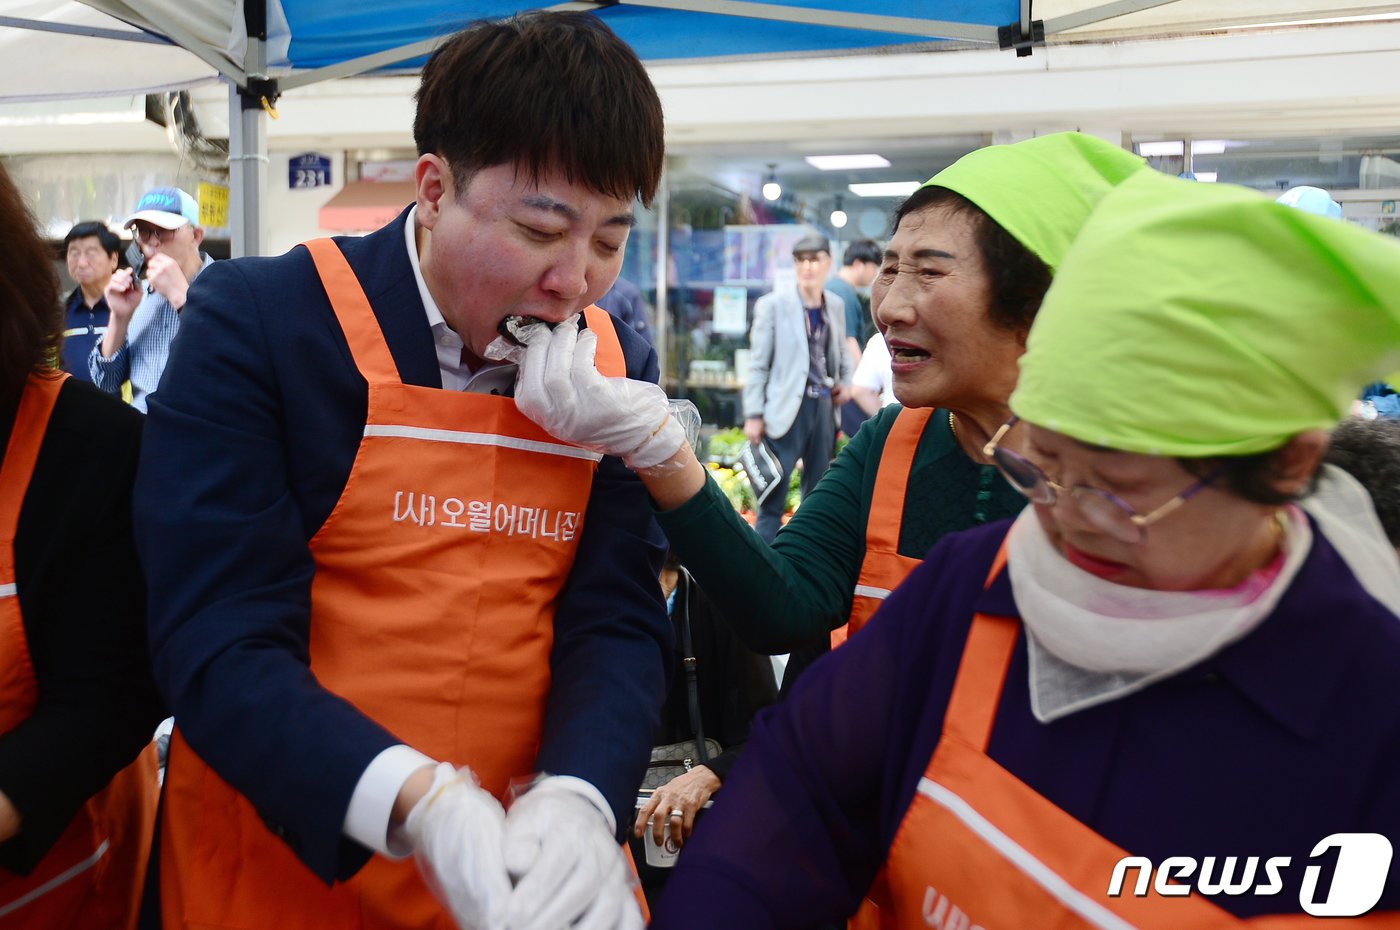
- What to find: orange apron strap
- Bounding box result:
[836,408,937,648]
[301,238,401,385]
[0,373,68,561]
[941,539,1017,752]
[582,305,626,378]
[864,407,933,553]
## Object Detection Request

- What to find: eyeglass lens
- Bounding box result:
[990,446,1145,543]
[1069,488,1146,544]
[989,447,1053,504]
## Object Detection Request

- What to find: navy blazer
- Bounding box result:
[134,208,671,883]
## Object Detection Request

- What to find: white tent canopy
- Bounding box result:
[0,0,217,101]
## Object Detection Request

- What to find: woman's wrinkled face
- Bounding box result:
[1022,423,1278,592]
[871,204,1024,412]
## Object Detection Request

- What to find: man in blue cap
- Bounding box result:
[90,186,213,412]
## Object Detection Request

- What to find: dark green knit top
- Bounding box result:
[655,406,1026,654]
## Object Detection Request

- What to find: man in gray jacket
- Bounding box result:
[742,234,853,542]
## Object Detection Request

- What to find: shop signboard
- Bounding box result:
[197,182,229,229]
[712,286,748,335]
[289,152,332,189]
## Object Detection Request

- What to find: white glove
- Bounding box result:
[502,777,643,930]
[510,316,686,471]
[404,762,513,930]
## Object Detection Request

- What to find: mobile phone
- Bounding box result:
[124,241,154,294]
[124,240,145,281]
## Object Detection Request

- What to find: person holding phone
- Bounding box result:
[89,187,212,413]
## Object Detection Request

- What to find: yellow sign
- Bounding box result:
[198,182,229,229]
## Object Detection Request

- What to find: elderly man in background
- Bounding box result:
[743,233,853,542]
[90,187,212,412]
[59,221,120,382]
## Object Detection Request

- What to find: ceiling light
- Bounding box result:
[848,181,921,198]
[762,163,781,202]
[830,195,848,229]
[1137,141,1184,157]
[805,154,891,171]
[1188,140,1247,156]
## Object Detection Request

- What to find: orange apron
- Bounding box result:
[874,543,1397,929]
[0,372,158,930]
[159,239,628,930]
[832,407,932,649]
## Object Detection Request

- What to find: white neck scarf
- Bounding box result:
[1298,464,1400,615]
[1007,506,1311,723]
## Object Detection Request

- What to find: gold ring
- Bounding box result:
[669,808,684,819]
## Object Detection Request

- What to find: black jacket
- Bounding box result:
[655,569,778,781]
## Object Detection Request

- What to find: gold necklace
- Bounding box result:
[951,412,993,464]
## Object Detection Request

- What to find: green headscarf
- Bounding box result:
[921,132,1146,272]
[1012,169,1400,457]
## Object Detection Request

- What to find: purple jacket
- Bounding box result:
[653,519,1400,926]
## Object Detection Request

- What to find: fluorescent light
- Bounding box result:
[0,110,146,128]
[849,181,921,198]
[1137,141,1183,157]
[1238,12,1399,28]
[805,154,891,171]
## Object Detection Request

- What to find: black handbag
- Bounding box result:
[643,568,721,790]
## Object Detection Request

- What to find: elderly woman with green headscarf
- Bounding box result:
[643,169,1400,928]
[503,132,1144,842]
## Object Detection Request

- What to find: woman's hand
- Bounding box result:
[633,765,721,849]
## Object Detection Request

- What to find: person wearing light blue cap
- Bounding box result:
[1276,184,1344,219]
[88,186,213,413]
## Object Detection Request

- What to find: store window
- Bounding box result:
[636,137,986,429]
[1133,135,1400,236]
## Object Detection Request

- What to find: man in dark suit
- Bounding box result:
[135,13,669,930]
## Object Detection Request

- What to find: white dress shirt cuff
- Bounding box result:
[344,744,437,858]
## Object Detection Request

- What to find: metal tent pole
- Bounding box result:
[228,0,271,258]
[228,86,268,258]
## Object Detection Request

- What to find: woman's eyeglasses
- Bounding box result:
[982,416,1217,545]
